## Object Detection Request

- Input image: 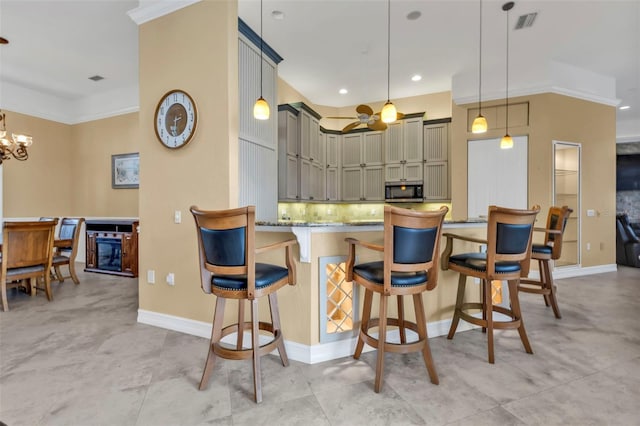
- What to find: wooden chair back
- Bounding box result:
[485,205,541,278]
[2,221,57,269]
[56,217,85,257]
[383,205,448,293]
[542,206,573,260]
[191,206,256,296]
[1,220,58,311]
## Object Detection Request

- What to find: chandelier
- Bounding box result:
[0,110,33,164]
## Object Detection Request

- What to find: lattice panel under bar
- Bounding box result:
[325,261,354,334]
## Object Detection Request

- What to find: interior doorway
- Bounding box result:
[553,141,581,267]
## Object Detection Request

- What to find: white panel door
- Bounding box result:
[467,136,528,219]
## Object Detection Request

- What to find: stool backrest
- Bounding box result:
[544,206,573,260]
[190,206,255,294]
[384,205,448,291]
[486,205,540,277]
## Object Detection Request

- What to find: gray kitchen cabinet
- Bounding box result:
[278,108,300,200]
[384,116,424,183]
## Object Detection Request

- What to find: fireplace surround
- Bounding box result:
[85,219,139,277]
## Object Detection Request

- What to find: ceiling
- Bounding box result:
[1,0,638,136]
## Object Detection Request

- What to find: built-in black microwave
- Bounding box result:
[385,182,423,202]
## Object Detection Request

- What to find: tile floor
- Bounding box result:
[1,266,639,425]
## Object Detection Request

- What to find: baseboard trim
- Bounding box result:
[526,263,617,280]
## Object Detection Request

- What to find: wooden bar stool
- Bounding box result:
[345,205,448,392]
[519,206,573,318]
[191,205,297,403]
[441,205,540,363]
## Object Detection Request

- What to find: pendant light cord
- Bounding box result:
[387,0,391,102]
[478,0,483,114]
[505,3,509,135]
[260,0,264,98]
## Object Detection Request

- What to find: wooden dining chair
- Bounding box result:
[190,205,297,403]
[519,206,573,318]
[51,217,85,284]
[441,205,540,363]
[1,219,58,311]
[345,205,448,392]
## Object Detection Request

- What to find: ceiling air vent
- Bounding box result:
[88,75,104,81]
[515,12,537,29]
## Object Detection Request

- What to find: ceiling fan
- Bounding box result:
[327,104,403,133]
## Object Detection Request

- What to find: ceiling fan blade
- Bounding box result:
[368,120,387,131]
[342,121,361,133]
[356,104,374,116]
[396,112,405,120]
[326,116,358,120]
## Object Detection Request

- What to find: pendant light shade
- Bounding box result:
[472,115,488,133]
[500,1,514,149]
[500,134,514,149]
[472,0,487,134]
[254,96,270,120]
[382,0,396,124]
[253,0,269,120]
[381,101,397,124]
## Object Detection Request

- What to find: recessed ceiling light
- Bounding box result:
[339,88,348,95]
[619,105,630,110]
[271,10,285,20]
[406,11,421,20]
[88,75,104,82]
[411,75,422,82]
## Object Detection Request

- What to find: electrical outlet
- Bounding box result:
[174,210,182,224]
[586,243,591,251]
[586,209,596,217]
[147,270,155,284]
[166,273,175,286]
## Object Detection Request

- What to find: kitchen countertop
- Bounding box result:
[256,219,487,263]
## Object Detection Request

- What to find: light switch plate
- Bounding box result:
[174,210,181,223]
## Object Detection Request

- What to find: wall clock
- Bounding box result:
[154,90,197,149]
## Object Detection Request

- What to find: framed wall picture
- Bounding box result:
[112,153,140,189]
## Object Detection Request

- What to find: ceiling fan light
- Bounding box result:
[253,96,270,120]
[500,134,513,149]
[472,115,488,133]
[381,101,397,123]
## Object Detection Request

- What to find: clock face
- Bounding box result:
[154,90,197,149]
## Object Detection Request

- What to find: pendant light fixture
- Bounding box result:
[500,1,514,149]
[381,0,397,124]
[471,0,488,134]
[253,0,269,120]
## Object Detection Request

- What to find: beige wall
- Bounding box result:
[71,113,139,217]
[1,110,138,218]
[451,93,617,267]
[137,1,239,320]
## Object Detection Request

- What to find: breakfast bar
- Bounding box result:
[254,218,488,363]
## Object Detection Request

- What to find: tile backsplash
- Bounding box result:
[278,202,452,223]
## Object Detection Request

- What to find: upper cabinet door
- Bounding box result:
[309,118,321,163]
[385,121,403,163]
[326,134,340,168]
[403,117,424,163]
[299,111,311,160]
[363,131,384,165]
[342,133,363,167]
[424,123,449,162]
